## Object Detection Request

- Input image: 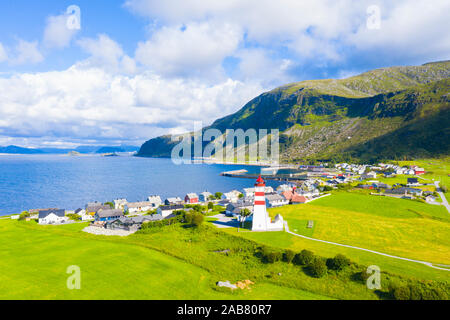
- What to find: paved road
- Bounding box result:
[435,181,450,214]
[283,221,449,272]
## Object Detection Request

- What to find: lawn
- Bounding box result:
[0,219,329,300]
[266,192,450,265]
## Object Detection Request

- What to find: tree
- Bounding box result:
[192,213,204,227]
[326,254,351,271]
[207,202,214,210]
[239,208,251,228]
[18,211,31,221]
[238,193,244,199]
[293,249,315,265]
[308,258,327,278]
[215,192,223,200]
[283,250,295,263]
[104,202,114,209]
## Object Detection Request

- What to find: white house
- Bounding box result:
[74,208,93,221]
[114,199,128,210]
[243,186,274,197]
[223,190,242,203]
[265,193,289,208]
[147,195,162,208]
[38,209,68,225]
[361,171,377,180]
[199,191,213,202]
[157,204,185,218]
[126,201,154,214]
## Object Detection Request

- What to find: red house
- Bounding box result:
[185,193,199,204]
[414,168,425,175]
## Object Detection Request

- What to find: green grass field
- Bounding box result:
[0,220,330,300]
[267,191,450,265]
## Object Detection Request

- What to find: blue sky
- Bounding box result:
[0,0,448,148]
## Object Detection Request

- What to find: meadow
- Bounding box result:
[0,219,330,300]
[269,191,450,265]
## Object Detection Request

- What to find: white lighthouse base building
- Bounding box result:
[251,175,284,232]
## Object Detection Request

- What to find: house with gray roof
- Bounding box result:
[95,209,124,222]
[105,214,164,231]
[38,209,68,225]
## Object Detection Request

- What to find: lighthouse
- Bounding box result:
[251,175,284,232]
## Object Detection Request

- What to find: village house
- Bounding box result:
[361,171,377,180]
[125,201,154,214]
[385,187,423,197]
[184,193,199,204]
[164,197,184,205]
[407,178,420,186]
[199,191,213,202]
[95,209,124,222]
[157,204,185,218]
[75,208,93,221]
[225,201,253,217]
[265,193,289,208]
[86,203,110,216]
[105,214,164,232]
[223,190,243,203]
[38,209,68,225]
[414,167,425,175]
[243,186,274,198]
[113,199,128,210]
[147,195,162,208]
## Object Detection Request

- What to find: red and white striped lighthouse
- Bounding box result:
[252,175,269,231]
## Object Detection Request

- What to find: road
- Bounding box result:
[283,221,449,272]
[435,181,450,214]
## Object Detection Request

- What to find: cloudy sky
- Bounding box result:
[0,0,449,148]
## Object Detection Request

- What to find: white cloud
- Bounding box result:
[135,21,242,77]
[9,39,44,66]
[0,65,264,146]
[43,14,79,49]
[77,34,137,74]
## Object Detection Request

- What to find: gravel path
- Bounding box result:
[82,226,135,237]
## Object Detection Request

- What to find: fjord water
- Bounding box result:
[0,154,279,216]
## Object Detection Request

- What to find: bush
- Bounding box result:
[308,258,327,278]
[392,285,411,300]
[260,246,282,263]
[293,249,315,266]
[192,213,204,227]
[207,202,214,210]
[18,211,31,221]
[326,254,351,271]
[283,250,295,264]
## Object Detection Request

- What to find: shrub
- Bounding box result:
[18,211,31,221]
[207,202,214,210]
[283,250,295,264]
[192,213,204,227]
[326,254,351,271]
[392,285,411,300]
[260,246,282,263]
[293,249,315,266]
[308,258,327,278]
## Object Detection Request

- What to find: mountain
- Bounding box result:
[138,61,450,163]
[0,145,44,154]
[0,145,139,155]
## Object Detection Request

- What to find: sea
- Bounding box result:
[0,154,283,216]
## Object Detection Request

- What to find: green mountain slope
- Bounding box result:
[137,61,450,162]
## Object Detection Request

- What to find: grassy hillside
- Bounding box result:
[137,61,450,162]
[0,220,328,300]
